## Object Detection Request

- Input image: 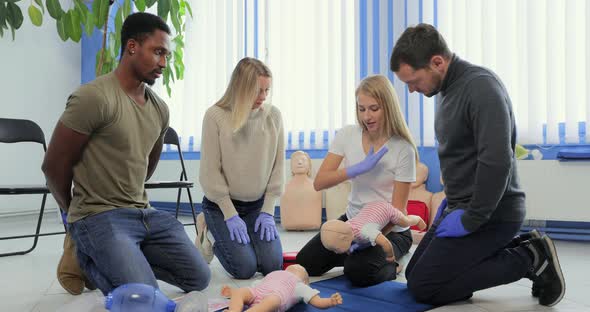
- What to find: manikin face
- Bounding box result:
[129,29,171,86]
[394,61,444,97]
[357,92,384,135]
[252,76,271,109]
[291,153,310,175]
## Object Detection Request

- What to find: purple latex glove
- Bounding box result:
[254,212,278,242]
[61,212,68,225]
[348,241,371,254]
[433,198,448,223]
[345,146,389,178]
[225,215,250,244]
[435,209,471,238]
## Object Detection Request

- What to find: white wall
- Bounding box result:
[518,160,590,222]
[149,158,590,223]
[0,2,80,215]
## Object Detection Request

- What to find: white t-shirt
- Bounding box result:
[329,125,416,232]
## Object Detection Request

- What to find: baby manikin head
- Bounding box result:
[320,220,353,254]
[286,264,310,285]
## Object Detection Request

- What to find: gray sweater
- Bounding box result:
[436,55,526,232]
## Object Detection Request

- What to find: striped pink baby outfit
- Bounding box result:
[348,201,403,240]
[248,270,300,312]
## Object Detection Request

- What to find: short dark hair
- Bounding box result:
[120,12,171,57]
[390,23,452,72]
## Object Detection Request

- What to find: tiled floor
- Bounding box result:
[0,212,589,312]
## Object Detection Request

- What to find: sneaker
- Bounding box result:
[526,235,566,306]
[512,229,542,247]
[515,229,542,297]
[195,213,214,264]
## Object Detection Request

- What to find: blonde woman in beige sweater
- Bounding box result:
[199,57,285,279]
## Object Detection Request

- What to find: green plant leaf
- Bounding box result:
[65,9,82,42]
[28,4,43,26]
[0,3,7,34]
[10,24,15,40]
[74,0,89,21]
[93,0,109,29]
[84,8,94,36]
[184,0,192,18]
[123,0,131,17]
[163,66,172,96]
[145,0,157,9]
[170,0,180,33]
[114,8,123,56]
[46,0,64,19]
[134,0,146,12]
[174,61,183,80]
[34,0,44,14]
[107,31,116,56]
[56,17,68,41]
[157,0,170,21]
[172,34,184,48]
[6,2,24,30]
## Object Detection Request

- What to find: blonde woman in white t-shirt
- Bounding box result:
[296,74,418,287]
[199,57,285,279]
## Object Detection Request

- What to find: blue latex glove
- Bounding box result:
[435,209,471,238]
[225,215,250,244]
[345,146,389,178]
[348,241,371,254]
[433,198,448,223]
[254,212,278,242]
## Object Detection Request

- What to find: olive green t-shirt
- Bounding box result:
[60,72,169,222]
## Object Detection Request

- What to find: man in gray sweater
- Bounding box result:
[390,23,565,307]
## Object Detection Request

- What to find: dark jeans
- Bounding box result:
[405,212,532,306]
[202,196,283,279]
[296,214,413,287]
[69,208,211,295]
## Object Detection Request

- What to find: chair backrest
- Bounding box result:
[163,127,180,146]
[162,127,189,181]
[0,118,46,149]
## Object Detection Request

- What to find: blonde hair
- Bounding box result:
[216,57,272,132]
[355,75,419,161]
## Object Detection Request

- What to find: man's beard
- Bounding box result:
[424,75,443,97]
[143,78,156,86]
[425,89,439,97]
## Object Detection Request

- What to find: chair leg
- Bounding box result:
[186,187,198,235]
[175,188,182,219]
[0,193,47,257]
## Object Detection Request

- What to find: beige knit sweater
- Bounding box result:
[199,104,285,219]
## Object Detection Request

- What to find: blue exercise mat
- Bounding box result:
[289,275,433,312]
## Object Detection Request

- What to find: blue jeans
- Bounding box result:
[405,213,528,306]
[202,196,283,279]
[69,208,211,295]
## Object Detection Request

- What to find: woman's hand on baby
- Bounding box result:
[330,293,343,306]
[382,240,395,262]
[408,215,427,231]
[348,241,371,254]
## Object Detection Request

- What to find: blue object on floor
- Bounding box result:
[556,148,590,161]
[289,275,433,312]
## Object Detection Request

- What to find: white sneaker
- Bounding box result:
[195,213,214,263]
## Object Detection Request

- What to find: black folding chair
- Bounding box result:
[145,127,198,234]
[0,118,65,257]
